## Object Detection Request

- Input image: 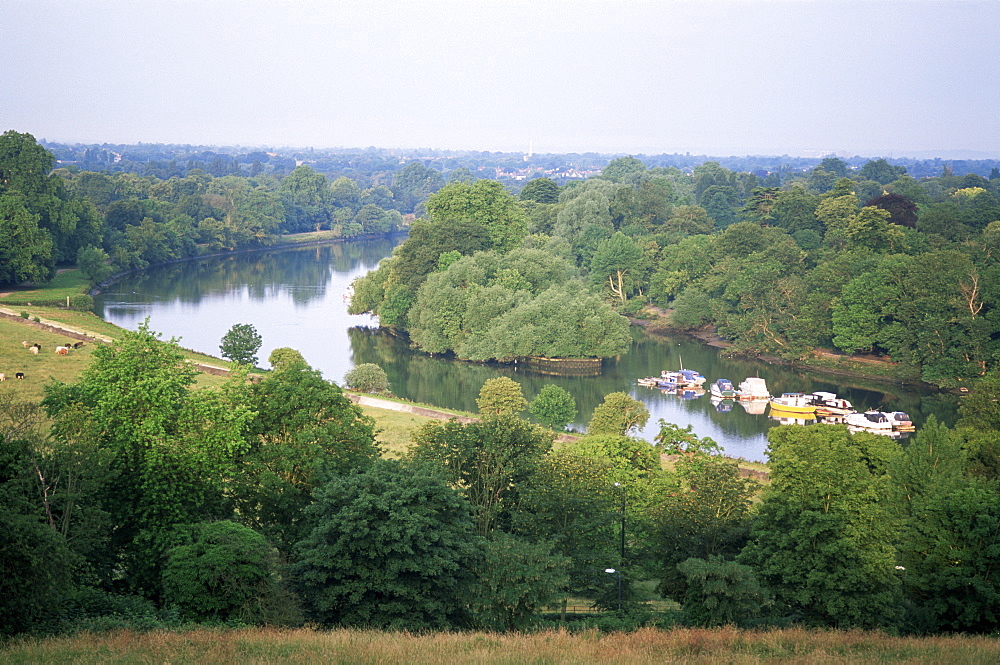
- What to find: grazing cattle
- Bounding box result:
[29,346,39,355]
[21,341,29,347]
[73,341,84,349]
[55,346,69,355]
[0,373,5,381]
[15,372,24,380]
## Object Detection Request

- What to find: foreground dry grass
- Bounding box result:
[3,626,999,664]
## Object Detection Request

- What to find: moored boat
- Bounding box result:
[659,368,706,388]
[710,378,736,399]
[737,377,770,401]
[886,411,915,432]
[809,391,855,417]
[845,410,894,432]
[769,392,817,417]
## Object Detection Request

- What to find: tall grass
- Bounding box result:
[3,626,998,664]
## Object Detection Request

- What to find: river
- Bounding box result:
[93,236,958,462]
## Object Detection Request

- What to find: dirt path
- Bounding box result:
[346,393,581,442]
[0,306,114,343]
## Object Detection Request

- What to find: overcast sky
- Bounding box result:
[3,0,998,157]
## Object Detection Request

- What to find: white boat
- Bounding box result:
[887,411,915,432]
[846,410,894,432]
[710,378,736,399]
[659,368,706,388]
[737,377,770,401]
[809,391,855,417]
[769,392,817,417]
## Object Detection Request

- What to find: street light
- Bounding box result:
[610,481,626,613]
[604,568,622,612]
[613,482,625,563]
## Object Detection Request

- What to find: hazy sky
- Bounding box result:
[3,0,998,157]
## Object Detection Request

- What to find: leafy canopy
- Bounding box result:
[220,323,262,366]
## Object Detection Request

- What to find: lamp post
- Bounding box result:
[604,568,622,612]
[613,481,625,564]
[611,481,626,613]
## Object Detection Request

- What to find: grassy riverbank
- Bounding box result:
[4,625,998,664]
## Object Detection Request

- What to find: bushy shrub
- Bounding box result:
[50,587,170,635]
[162,521,301,625]
[291,460,481,630]
[69,294,93,311]
[343,363,390,394]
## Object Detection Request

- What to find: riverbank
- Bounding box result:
[636,307,927,390]
[0,307,769,479]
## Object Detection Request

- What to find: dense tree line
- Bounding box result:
[348,152,1000,386]
[0,131,408,287]
[4,327,999,636]
[8,128,1000,387]
[44,138,1000,185]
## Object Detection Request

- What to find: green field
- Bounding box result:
[3,626,998,664]
[0,310,438,450]
[0,316,98,403]
[356,403,432,458]
[0,269,91,306]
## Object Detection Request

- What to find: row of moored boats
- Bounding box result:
[637,370,914,437]
[768,390,914,435]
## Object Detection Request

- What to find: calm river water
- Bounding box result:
[93,236,958,462]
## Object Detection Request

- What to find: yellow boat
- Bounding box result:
[768,392,817,418]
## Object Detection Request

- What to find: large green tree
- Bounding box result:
[587,392,650,436]
[476,377,528,416]
[513,451,619,597]
[529,384,577,430]
[891,419,1000,632]
[277,165,331,232]
[291,460,481,629]
[219,323,263,366]
[590,231,644,303]
[738,425,904,629]
[162,520,299,625]
[0,397,76,635]
[237,348,379,551]
[425,179,527,253]
[0,193,53,285]
[410,415,553,536]
[42,322,253,597]
[519,177,560,204]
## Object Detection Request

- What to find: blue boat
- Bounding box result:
[710,378,736,399]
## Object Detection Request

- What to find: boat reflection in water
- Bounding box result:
[738,399,769,415]
[710,396,735,413]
